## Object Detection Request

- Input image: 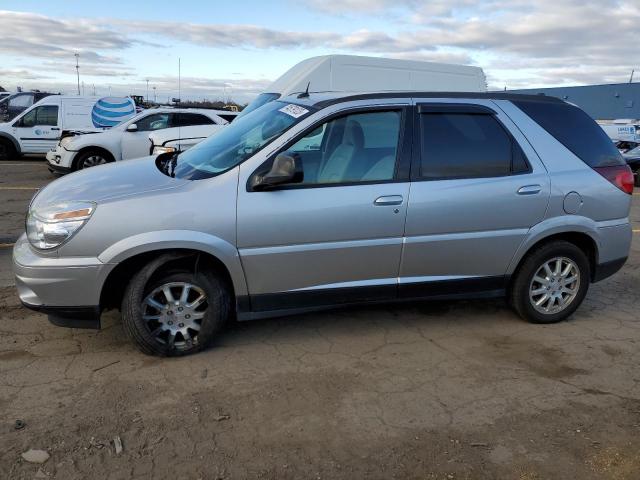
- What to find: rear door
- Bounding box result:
[13,105,60,153]
[400,100,550,296]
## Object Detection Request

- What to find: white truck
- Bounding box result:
[238,54,488,118]
[46,108,235,172]
[0,96,135,160]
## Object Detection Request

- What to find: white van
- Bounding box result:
[0,96,135,159]
[597,119,640,143]
[238,54,487,118]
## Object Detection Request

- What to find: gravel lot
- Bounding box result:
[1,159,639,479]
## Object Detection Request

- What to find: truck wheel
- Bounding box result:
[510,240,590,324]
[0,139,17,160]
[121,266,230,356]
[75,150,112,170]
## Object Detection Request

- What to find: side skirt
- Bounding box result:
[236,276,508,321]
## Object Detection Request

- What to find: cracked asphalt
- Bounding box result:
[1,159,639,479]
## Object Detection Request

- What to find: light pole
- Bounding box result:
[74,53,80,95]
[146,78,149,102]
[153,86,157,103]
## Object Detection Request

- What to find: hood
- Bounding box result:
[32,156,188,207]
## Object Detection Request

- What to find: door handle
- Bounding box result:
[517,185,542,195]
[374,195,403,206]
[50,127,60,131]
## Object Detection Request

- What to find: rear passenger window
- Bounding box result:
[513,99,624,168]
[420,113,523,179]
[176,113,214,127]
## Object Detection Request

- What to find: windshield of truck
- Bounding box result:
[166,101,314,180]
[235,93,280,120]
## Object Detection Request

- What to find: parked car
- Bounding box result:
[616,140,640,153]
[237,54,488,119]
[14,92,633,356]
[47,108,232,172]
[623,145,640,186]
[149,111,238,155]
[0,91,59,122]
[0,96,135,160]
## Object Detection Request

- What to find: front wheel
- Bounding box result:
[75,150,112,170]
[510,240,590,324]
[121,267,230,356]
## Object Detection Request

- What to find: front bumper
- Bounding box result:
[46,144,76,173]
[13,234,110,329]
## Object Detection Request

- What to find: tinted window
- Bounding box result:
[420,113,513,179]
[513,99,624,167]
[281,110,401,185]
[176,113,214,126]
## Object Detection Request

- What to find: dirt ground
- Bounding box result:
[1,159,639,480]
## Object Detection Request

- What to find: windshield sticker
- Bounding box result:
[279,104,309,118]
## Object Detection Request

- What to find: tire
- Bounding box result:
[121,263,230,356]
[510,240,590,324]
[74,150,112,170]
[0,138,17,160]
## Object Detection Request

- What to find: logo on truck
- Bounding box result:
[91,97,136,128]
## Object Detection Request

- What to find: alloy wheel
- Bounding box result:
[141,282,208,348]
[528,256,580,315]
[81,155,108,168]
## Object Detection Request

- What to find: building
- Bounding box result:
[506,82,640,120]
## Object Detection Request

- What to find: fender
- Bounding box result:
[0,131,20,154]
[505,215,601,275]
[97,230,248,297]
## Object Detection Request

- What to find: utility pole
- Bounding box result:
[153,86,157,103]
[630,69,635,83]
[75,53,80,95]
[145,78,149,102]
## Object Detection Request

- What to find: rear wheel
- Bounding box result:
[75,150,112,170]
[0,139,17,160]
[510,240,590,324]
[121,267,230,356]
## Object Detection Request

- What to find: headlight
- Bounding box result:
[26,201,96,250]
[59,136,75,148]
[153,146,177,155]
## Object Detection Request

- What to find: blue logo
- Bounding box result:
[91,97,136,128]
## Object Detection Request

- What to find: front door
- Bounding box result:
[237,107,412,312]
[14,105,60,153]
[121,112,174,159]
[400,100,550,296]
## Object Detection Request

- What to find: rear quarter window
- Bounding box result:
[512,99,624,168]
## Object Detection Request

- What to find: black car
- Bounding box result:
[0,91,58,122]
[623,147,640,186]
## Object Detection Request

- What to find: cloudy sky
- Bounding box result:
[1,0,638,103]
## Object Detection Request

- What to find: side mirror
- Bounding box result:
[251,153,303,191]
[126,123,138,132]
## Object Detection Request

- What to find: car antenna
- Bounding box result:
[297,82,311,99]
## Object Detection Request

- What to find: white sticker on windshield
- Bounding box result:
[279,104,309,118]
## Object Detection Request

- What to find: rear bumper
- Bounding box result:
[592,257,627,283]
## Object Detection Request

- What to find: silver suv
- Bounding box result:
[13,92,634,356]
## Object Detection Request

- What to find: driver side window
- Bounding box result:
[286,110,401,186]
[135,113,172,131]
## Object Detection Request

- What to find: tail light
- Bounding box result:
[593,165,634,194]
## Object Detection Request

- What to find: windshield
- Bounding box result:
[168,100,313,180]
[235,92,280,120]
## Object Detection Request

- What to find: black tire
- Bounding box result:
[121,263,230,356]
[510,240,590,324]
[74,149,113,170]
[0,138,17,160]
